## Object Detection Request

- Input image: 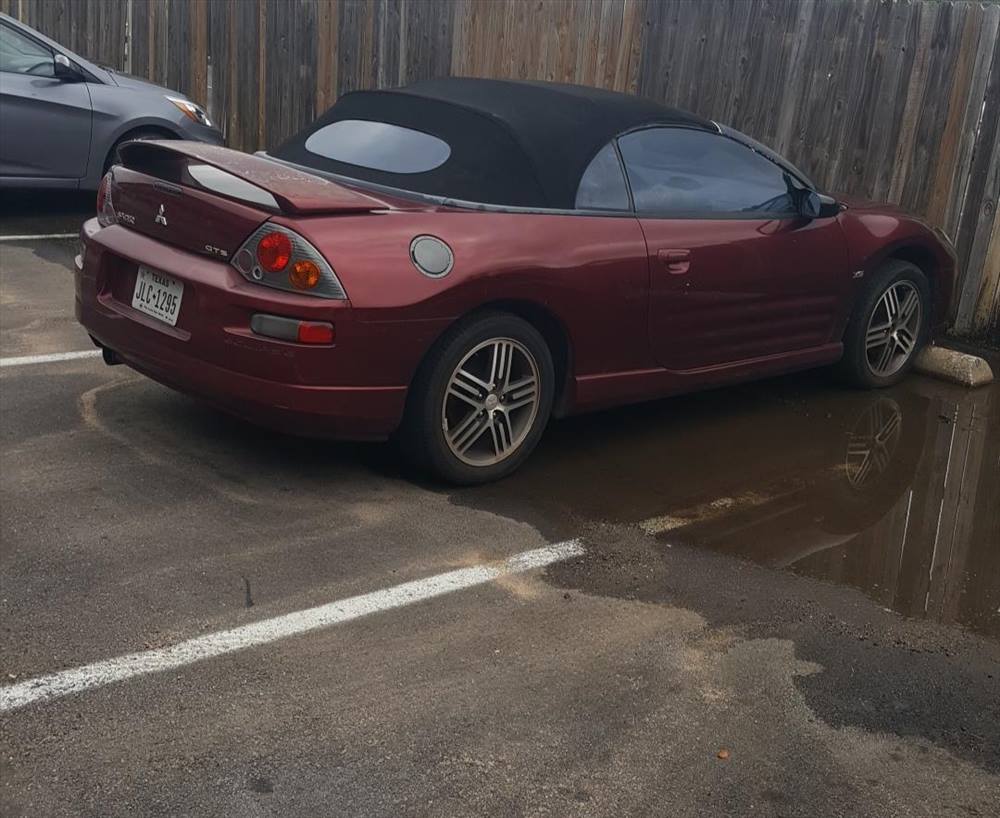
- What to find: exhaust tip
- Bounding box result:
[101,347,122,366]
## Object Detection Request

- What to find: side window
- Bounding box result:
[617,127,795,216]
[575,142,630,211]
[0,24,54,76]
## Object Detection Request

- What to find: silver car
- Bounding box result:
[0,12,223,191]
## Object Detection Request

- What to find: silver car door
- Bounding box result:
[0,21,92,182]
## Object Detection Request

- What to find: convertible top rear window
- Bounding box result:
[304,120,451,174]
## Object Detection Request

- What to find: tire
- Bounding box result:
[838,260,930,388]
[104,128,174,173]
[401,312,555,485]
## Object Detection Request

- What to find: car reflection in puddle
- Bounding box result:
[453,372,999,639]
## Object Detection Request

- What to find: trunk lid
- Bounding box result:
[109,166,269,260]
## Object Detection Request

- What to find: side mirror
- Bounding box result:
[54,53,84,82]
[799,190,840,220]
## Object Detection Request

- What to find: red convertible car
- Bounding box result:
[76,78,956,483]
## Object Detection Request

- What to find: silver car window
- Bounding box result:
[0,23,54,77]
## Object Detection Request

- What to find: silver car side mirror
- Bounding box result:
[54,53,83,82]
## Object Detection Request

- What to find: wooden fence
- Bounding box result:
[2,0,998,340]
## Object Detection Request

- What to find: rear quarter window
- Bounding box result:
[575,142,630,211]
[303,120,451,174]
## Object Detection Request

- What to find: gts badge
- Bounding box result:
[205,244,229,259]
[116,211,136,225]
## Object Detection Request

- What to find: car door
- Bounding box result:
[618,127,850,372]
[0,20,92,181]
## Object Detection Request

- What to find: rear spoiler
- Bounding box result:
[116,140,389,215]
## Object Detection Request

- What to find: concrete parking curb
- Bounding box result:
[914,345,994,387]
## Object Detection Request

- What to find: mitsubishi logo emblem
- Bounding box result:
[154,204,167,226]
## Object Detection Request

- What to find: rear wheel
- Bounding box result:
[838,260,929,388]
[401,313,554,484]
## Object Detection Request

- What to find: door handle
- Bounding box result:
[657,248,691,274]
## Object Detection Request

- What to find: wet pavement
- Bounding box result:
[454,370,999,640]
[2,213,998,816]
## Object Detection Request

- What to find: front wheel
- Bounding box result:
[401,313,555,484]
[104,128,174,173]
[838,260,930,388]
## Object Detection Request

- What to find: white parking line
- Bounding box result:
[0,232,77,241]
[0,350,102,368]
[0,540,584,712]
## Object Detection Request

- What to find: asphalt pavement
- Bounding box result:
[1,196,998,817]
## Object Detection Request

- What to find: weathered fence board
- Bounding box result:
[954,9,1000,334]
[1,0,997,340]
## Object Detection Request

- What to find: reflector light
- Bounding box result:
[297,322,335,344]
[257,231,292,271]
[250,314,335,345]
[289,259,321,290]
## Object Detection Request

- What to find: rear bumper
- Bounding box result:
[79,312,408,440]
[75,219,408,440]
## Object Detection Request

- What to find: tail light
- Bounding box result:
[232,223,346,299]
[289,260,320,290]
[96,172,117,227]
[256,231,292,272]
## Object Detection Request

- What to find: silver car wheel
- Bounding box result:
[864,281,922,378]
[442,337,541,467]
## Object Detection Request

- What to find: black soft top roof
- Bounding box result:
[272,77,716,209]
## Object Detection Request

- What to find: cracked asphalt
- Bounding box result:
[1,198,998,817]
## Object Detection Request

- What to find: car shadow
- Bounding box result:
[0,188,94,236]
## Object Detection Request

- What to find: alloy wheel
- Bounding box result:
[864,280,922,378]
[442,338,540,466]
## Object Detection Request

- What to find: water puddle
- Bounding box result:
[455,369,999,639]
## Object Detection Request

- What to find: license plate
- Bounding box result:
[132,266,183,326]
